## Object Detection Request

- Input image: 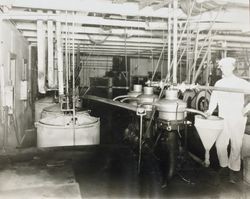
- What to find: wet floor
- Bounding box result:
[0,144,250,199]
[1,103,250,198]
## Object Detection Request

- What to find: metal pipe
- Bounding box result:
[92,86,129,90]
[37,10,46,94]
[56,11,64,96]
[47,10,54,88]
[197,85,250,94]
[83,95,138,112]
[72,12,76,146]
[173,0,178,84]
[188,152,206,167]
[167,3,172,81]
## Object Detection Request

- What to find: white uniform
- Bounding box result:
[208,74,250,171]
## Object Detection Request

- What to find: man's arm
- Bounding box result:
[242,79,250,116]
[205,90,218,116]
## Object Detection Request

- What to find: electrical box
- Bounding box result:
[20,80,28,100]
[5,85,14,114]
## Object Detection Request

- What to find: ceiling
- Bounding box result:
[0,0,250,59]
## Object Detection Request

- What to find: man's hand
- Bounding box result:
[242,103,250,116]
[204,110,212,117]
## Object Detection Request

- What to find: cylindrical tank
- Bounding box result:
[155,89,187,121]
[35,97,56,122]
[36,113,100,147]
[137,87,158,111]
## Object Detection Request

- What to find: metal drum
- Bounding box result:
[155,89,187,121]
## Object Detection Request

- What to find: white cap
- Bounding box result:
[218,57,236,69]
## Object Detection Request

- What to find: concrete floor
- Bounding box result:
[1,105,250,198]
[0,145,250,199]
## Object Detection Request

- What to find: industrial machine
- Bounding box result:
[83,80,230,186]
[120,86,189,185]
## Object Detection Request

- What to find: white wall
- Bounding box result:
[0,19,33,148]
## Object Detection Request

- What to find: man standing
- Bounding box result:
[206,57,250,183]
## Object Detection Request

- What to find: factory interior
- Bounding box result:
[2,0,250,198]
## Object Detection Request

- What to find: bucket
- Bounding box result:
[194,115,224,166]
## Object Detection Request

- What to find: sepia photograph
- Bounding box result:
[1,0,250,198]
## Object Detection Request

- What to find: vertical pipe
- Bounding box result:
[0,66,5,112]
[0,19,5,116]
[65,12,69,107]
[47,10,54,88]
[173,0,178,84]
[206,45,211,85]
[56,11,64,96]
[72,13,76,145]
[167,3,172,81]
[37,10,46,94]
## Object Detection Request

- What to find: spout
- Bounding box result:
[185,108,208,119]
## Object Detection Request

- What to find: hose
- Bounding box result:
[120,97,137,103]
[113,95,130,102]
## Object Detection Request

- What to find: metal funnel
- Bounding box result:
[194,115,224,166]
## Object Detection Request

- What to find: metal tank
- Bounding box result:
[35,97,56,122]
[154,89,187,186]
[126,84,142,105]
[137,87,158,112]
[41,104,90,119]
[155,89,187,121]
[36,113,100,148]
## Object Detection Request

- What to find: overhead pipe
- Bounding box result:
[56,11,64,96]
[37,10,46,94]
